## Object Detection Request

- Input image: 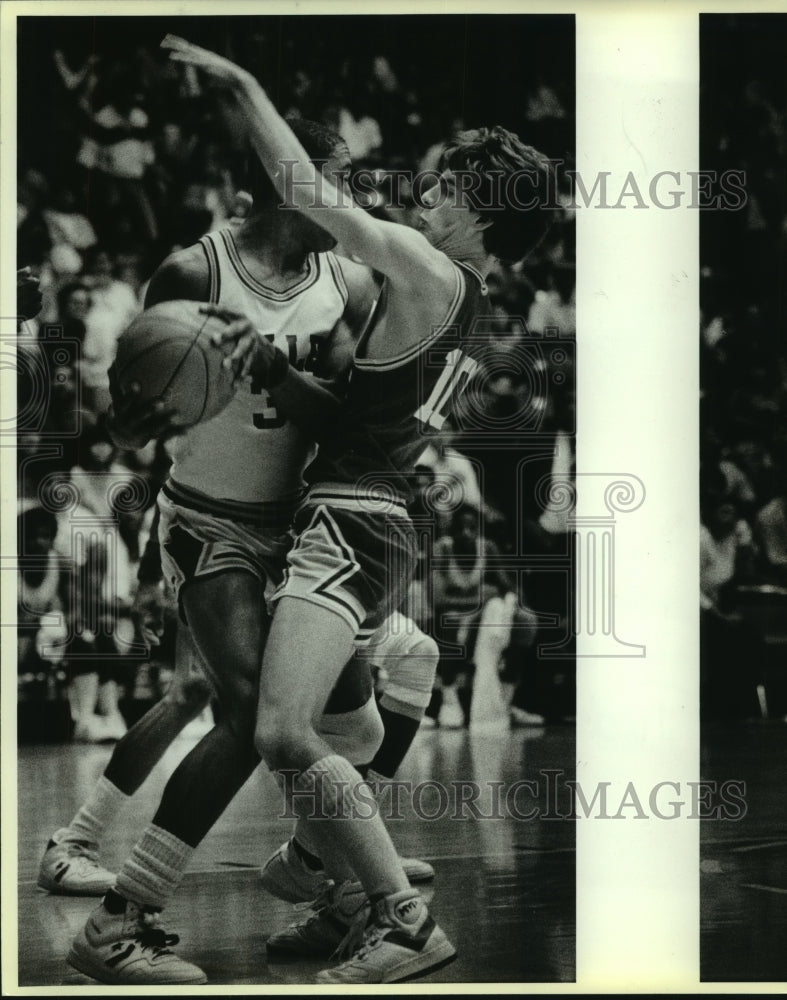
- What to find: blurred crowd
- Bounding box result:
[699,15,787,720]
[16,18,576,741]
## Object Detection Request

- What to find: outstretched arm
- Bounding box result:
[162,36,456,292]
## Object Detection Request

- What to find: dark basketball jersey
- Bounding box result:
[307,260,487,501]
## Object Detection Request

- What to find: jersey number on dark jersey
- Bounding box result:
[414,348,478,431]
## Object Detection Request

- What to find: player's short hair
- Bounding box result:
[439,126,556,263]
[246,117,347,212]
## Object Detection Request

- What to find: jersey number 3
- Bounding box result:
[415,348,478,430]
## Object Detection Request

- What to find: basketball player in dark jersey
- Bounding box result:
[68,35,554,985]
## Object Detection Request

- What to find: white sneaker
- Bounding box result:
[261,837,436,904]
[38,830,116,896]
[68,895,207,985]
[260,837,326,903]
[315,888,455,984]
[266,881,369,959]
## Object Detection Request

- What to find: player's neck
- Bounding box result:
[432,234,494,278]
[234,212,311,278]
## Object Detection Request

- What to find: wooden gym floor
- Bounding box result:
[700,720,787,983]
[15,724,576,987]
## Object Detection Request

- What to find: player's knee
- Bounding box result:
[379,630,440,716]
[319,697,384,766]
[211,668,256,741]
[164,674,212,716]
[254,716,299,771]
[411,633,440,674]
[254,699,295,768]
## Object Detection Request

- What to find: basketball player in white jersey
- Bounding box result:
[41,119,385,909]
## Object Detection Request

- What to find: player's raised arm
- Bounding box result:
[161,36,456,290]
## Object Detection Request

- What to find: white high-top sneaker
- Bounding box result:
[261,836,435,904]
[68,894,207,985]
[266,880,369,958]
[315,888,455,984]
[38,829,115,896]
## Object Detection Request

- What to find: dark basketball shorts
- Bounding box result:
[271,484,418,643]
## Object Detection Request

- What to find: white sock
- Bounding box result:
[293,755,408,897]
[59,777,130,846]
[115,824,193,909]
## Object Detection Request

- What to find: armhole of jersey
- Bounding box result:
[198,235,221,304]
[354,262,466,371]
[326,252,350,308]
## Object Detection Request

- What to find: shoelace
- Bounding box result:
[330,896,375,961]
[289,880,337,927]
[340,918,392,964]
[135,910,180,956]
[59,841,106,873]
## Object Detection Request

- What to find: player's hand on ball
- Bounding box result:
[133,581,167,647]
[162,35,249,87]
[107,363,181,449]
[201,304,288,388]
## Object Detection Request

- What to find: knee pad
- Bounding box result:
[318,696,384,766]
[371,619,439,718]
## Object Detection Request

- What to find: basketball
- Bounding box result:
[113,300,236,428]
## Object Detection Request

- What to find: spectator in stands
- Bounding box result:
[754,466,787,586]
[79,246,140,414]
[700,477,765,720]
[53,412,141,742]
[17,504,68,701]
[429,504,511,728]
[76,66,157,243]
[527,262,576,337]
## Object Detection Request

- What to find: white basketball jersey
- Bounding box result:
[167,228,348,506]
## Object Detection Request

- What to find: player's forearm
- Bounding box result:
[230,71,345,215]
[229,74,398,269]
[268,368,341,435]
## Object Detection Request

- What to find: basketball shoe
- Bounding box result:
[315,888,455,984]
[38,831,115,896]
[68,891,207,985]
[265,880,369,958]
[261,836,434,903]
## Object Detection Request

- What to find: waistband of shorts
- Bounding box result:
[163,478,301,534]
[298,483,409,518]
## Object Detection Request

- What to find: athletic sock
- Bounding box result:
[114,824,193,909]
[292,755,407,896]
[58,776,130,845]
